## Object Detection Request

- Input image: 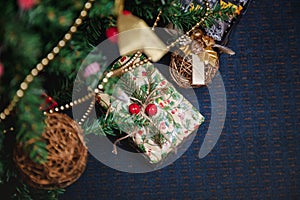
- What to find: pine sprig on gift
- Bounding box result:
[81,115,120,136]
[117,60,157,104]
[83,112,123,137]
[118,75,148,103]
[82,99,123,137]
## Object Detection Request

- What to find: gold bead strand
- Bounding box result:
[2,127,14,134]
[78,99,95,126]
[0,0,95,124]
[43,92,94,115]
[152,10,162,31]
[104,51,142,79]
[95,53,152,96]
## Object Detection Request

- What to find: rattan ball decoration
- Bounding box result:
[14,113,88,189]
[169,29,219,88]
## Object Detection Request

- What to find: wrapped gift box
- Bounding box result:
[107,55,204,163]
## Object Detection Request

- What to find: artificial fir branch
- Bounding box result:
[116,58,156,104]
[85,112,121,136]
[16,78,47,164]
[118,74,148,103]
[83,16,116,46]
[81,118,108,136]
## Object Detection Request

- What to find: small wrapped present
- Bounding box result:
[101,55,204,163]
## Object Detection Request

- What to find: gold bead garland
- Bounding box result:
[3,127,14,134]
[0,0,95,124]
[78,99,95,126]
[44,92,94,116]
[152,10,162,31]
[94,51,152,95]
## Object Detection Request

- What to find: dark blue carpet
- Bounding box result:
[61,0,300,199]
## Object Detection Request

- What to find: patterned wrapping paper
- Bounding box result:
[108,56,205,163]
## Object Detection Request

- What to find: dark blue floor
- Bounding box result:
[61,1,300,199]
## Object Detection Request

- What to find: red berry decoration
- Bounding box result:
[122,10,131,15]
[39,93,58,111]
[129,103,140,115]
[105,27,118,43]
[145,104,157,116]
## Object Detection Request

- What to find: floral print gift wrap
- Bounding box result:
[106,55,205,163]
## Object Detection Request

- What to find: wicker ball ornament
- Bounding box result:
[14,113,88,189]
[169,29,219,88]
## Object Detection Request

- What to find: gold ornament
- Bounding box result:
[170,29,234,88]
[14,113,88,189]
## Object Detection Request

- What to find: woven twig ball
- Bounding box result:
[169,52,219,88]
[169,30,219,88]
[14,113,88,189]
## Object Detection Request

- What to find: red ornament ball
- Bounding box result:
[122,10,131,15]
[145,104,157,116]
[18,0,36,10]
[0,62,4,78]
[105,27,118,43]
[129,103,140,115]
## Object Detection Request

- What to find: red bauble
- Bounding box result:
[145,104,157,116]
[0,62,4,78]
[18,0,35,10]
[122,10,131,15]
[129,103,140,115]
[105,27,118,43]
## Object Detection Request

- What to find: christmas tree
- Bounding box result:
[0,0,243,199]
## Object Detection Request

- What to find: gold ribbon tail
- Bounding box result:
[117,13,168,62]
[114,0,124,15]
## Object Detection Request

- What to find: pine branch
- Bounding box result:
[83,16,116,47]
[115,58,156,103]
[16,78,47,164]
[89,113,122,136]
[81,118,107,136]
[118,74,148,103]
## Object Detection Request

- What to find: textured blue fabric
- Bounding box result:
[61,0,300,199]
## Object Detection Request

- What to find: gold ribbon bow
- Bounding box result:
[179,30,219,67]
[115,0,168,62]
[196,48,218,67]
